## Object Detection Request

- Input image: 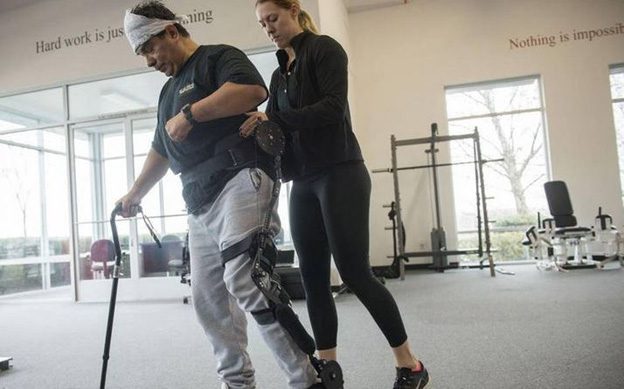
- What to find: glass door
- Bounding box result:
[70,114,191,301]
[130,117,187,279]
[70,119,135,301]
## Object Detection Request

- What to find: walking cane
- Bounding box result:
[100,204,160,389]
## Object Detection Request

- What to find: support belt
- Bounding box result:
[180,140,258,187]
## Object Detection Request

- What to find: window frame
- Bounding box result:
[444,75,551,262]
[609,63,624,206]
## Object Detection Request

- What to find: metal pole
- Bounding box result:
[429,123,442,231]
[474,128,495,277]
[428,123,448,272]
[473,136,483,257]
[390,135,406,280]
[371,159,505,173]
[395,132,476,146]
[390,202,398,275]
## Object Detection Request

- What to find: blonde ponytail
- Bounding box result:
[256,0,318,34]
[298,9,319,34]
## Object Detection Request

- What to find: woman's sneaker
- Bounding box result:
[393,362,429,389]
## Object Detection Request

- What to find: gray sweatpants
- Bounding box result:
[188,168,318,389]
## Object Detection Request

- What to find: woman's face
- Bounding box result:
[256,1,302,49]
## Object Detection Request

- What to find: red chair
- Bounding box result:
[90,239,115,279]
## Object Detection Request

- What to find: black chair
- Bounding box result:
[164,233,191,304]
[274,249,306,300]
[543,180,592,266]
[142,236,183,276]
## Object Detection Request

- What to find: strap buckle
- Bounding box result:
[138,207,161,248]
[228,149,240,167]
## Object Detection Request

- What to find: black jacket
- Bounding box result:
[266,31,363,181]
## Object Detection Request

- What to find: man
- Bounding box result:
[118,2,319,388]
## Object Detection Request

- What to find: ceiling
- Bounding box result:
[0,0,54,14]
[344,0,408,12]
[0,0,408,15]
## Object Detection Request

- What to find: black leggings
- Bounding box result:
[289,161,408,350]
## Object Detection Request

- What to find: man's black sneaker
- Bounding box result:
[393,363,429,389]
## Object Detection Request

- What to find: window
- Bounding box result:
[72,121,132,280]
[132,117,187,278]
[0,87,69,295]
[445,76,550,261]
[0,143,42,256]
[0,128,70,294]
[248,51,277,112]
[0,88,64,128]
[68,71,166,120]
[610,65,624,205]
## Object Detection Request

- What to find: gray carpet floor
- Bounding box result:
[1,264,623,389]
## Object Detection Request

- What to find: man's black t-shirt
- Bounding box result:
[152,45,267,213]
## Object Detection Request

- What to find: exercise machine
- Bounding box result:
[373,124,497,279]
[586,207,623,269]
[524,200,623,271]
[0,356,12,371]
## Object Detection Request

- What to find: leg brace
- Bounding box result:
[221,230,343,389]
[220,121,343,389]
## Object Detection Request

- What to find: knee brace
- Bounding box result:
[249,234,318,355]
[221,231,315,353]
[218,125,345,386]
[247,235,343,388]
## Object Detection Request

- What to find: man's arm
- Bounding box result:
[117,148,170,217]
[165,81,267,142]
[192,81,267,122]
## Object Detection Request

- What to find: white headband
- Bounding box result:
[124,9,189,54]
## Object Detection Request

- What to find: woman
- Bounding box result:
[240,1,429,388]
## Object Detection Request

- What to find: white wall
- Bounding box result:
[317,0,351,53]
[0,0,319,93]
[316,0,360,132]
[349,0,624,266]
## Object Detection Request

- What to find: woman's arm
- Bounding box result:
[268,36,349,132]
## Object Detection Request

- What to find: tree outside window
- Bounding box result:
[445,77,550,261]
[610,65,624,205]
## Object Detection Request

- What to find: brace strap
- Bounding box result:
[220,234,255,266]
[250,307,275,325]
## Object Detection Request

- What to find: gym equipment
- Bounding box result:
[274,250,307,300]
[524,181,623,271]
[587,207,623,269]
[0,356,12,371]
[379,201,408,279]
[275,265,306,300]
[167,232,191,304]
[373,124,497,279]
[222,120,344,389]
[543,180,594,268]
[523,217,565,272]
[100,204,161,389]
